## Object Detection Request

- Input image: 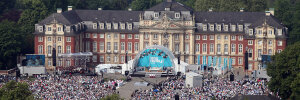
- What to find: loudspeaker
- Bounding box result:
[244,51,248,70]
[125,71,129,76]
[175,94,179,100]
[16,69,20,77]
[230,73,234,81]
[177,72,181,76]
[52,48,56,66]
[177,56,180,64]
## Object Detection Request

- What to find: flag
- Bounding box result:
[208,56,212,66]
[213,56,217,67]
[229,58,232,70]
[218,57,221,68]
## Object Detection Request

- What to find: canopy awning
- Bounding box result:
[58,52,93,57]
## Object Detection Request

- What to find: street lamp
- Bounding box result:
[244,46,249,78]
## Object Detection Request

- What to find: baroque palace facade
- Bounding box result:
[34,0,287,71]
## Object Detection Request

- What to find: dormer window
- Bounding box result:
[128,23,132,30]
[165,8,170,11]
[57,27,62,31]
[203,24,207,31]
[224,25,228,31]
[100,23,104,29]
[217,25,221,31]
[39,26,43,32]
[154,13,159,18]
[113,23,118,30]
[238,25,243,31]
[121,23,125,30]
[231,25,236,32]
[107,23,111,30]
[93,23,97,29]
[210,24,214,31]
[175,13,180,18]
[48,27,52,31]
[278,29,282,36]
[249,29,253,35]
[66,26,70,32]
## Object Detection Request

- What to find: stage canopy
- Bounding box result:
[58,52,93,57]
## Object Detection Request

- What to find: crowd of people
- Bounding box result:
[131,76,269,100]
[20,75,124,99]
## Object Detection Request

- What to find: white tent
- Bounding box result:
[185,72,203,88]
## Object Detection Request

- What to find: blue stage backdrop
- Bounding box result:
[137,49,172,67]
[26,55,45,66]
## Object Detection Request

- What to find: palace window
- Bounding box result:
[238,36,243,41]
[231,25,236,32]
[47,45,52,54]
[38,36,43,42]
[249,29,253,35]
[224,25,228,31]
[107,56,110,62]
[196,35,200,40]
[217,44,221,53]
[135,42,139,51]
[217,25,221,31]
[107,42,111,50]
[100,34,104,38]
[93,33,97,38]
[100,56,104,62]
[248,49,253,58]
[93,55,97,62]
[195,43,200,52]
[203,25,207,31]
[154,13,159,18]
[278,29,282,36]
[107,33,111,39]
[238,57,243,65]
[268,40,272,46]
[100,42,104,51]
[174,34,179,40]
[217,35,221,40]
[48,37,51,41]
[128,23,132,30]
[93,23,97,29]
[175,43,179,52]
[175,13,180,18]
[134,34,139,39]
[121,34,125,39]
[100,23,104,29]
[39,26,43,32]
[224,44,228,53]
[107,23,111,29]
[114,42,118,50]
[93,42,97,52]
[210,24,214,31]
[58,46,62,54]
[202,35,207,40]
[121,42,125,51]
[144,33,149,39]
[278,41,282,46]
[210,35,214,40]
[231,35,236,40]
[86,41,90,52]
[114,34,118,39]
[154,34,158,39]
[114,56,118,63]
[66,37,71,42]
[38,45,43,54]
[238,44,243,53]
[238,25,243,31]
[128,42,132,51]
[114,23,118,30]
[248,40,253,45]
[48,27,52,31]
[121,23,125,29]
[57,27,62,31]
[268,49,272,55]
[210,43,214,53]
[202,43,207,52]
[66,45,71,53]
[231,44,236,53]
[127,34,132,39]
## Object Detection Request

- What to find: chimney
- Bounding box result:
[240,8,244,12]
[269,8,274,15]
[57,8,62,13]
[98,8,102,10]
[167,0,172,2]
[68,6,73,11]
[128,8,132,11]
[209,8,213,12]
[265,11,271,16]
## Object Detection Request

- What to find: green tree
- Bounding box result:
[17,0,48,54]
[130,0,163,11]
[267,41,300,99]
[194,0,218,11]
[0,20,22,69]
[101,94,121,100]
[289,1,300,44]
[0,80,34,100]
